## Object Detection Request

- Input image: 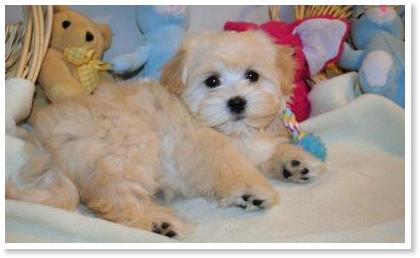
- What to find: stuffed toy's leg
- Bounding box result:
[5,78,40,187]
[339,42,365,70]
[358,50,397,102]
[395,73,405,108]
[111,44,150,74]
[5,79,35,137]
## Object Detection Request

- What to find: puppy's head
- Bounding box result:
[161,31,295,136]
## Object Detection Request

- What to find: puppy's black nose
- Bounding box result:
[227,96,247,114]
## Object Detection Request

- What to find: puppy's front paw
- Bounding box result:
[220,184,279,211]
[281,156,326,183]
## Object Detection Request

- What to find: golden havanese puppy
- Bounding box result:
[7,31,325,239]
[161,31,326,183]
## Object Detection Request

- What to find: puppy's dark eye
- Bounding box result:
[245,70,259,82]
[204,75,221,88]
[62,20,71,29]
[356,12,365,19]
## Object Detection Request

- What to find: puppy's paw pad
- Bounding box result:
[282,158,325,183]
[151,222,178,238]
[236,194,267,211]
[222,189,279,211]
[150,213,193,239]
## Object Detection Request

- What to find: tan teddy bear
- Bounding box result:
[36,6,112,105]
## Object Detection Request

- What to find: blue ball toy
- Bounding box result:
[281,106,327,161]
[297,133,327,162]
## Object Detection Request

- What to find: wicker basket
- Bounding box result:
[5,5,53,83]
[269,5,352,86]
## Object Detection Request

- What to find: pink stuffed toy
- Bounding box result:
[224,16,350,122]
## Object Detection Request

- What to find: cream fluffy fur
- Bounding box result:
[7,31,325,238]
[7,80,278,239]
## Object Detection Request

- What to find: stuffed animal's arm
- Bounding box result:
[111,43,151,74]
[38,49,85,103]
[5,79,35,137]
[338,42,365,70]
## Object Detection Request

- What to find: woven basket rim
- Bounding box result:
[5,5,53,83]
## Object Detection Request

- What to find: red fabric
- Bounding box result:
[224,16,349,122]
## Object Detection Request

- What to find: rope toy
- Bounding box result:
[281,105,327,161]
[64,47,112,94]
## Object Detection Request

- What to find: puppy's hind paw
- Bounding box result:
[150,212,193,239]
[220,185,279,211]
[236,194,271,211]
[152,221,179,238]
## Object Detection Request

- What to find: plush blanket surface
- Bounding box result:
[5,94,405,243]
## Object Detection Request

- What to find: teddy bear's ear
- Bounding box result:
[97,23,112,50]
[54,5,70,13]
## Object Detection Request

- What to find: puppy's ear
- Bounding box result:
[275,45,296,97]
[160,45,187,95]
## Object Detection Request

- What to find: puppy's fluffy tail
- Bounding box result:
[6,153,79,211]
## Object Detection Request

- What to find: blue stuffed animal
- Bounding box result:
[111,6,189,79]
[339,5,405,108]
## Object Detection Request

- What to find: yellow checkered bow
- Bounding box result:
[64,47,111,94]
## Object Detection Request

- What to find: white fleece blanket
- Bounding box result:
[5,94,405,243]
